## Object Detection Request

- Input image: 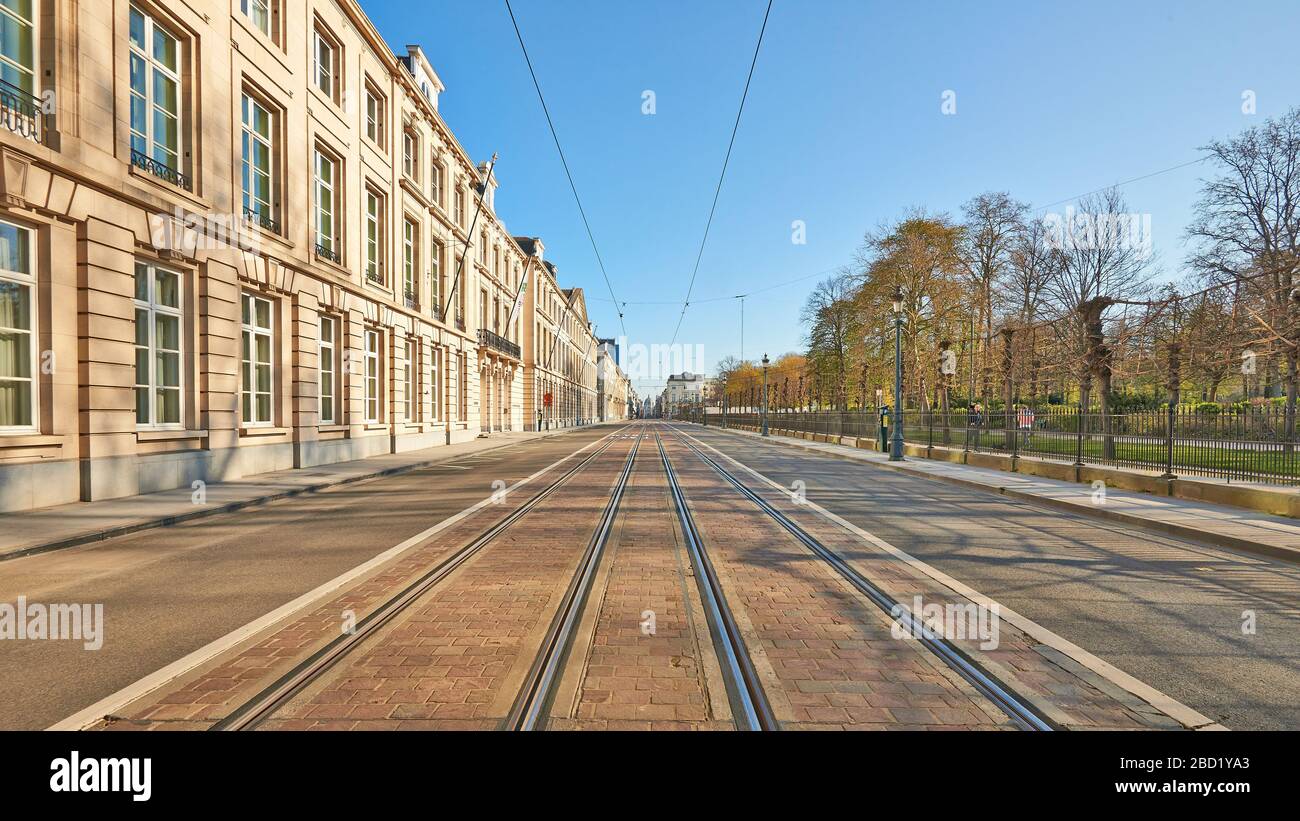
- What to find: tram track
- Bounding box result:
[662,425,1054,731]
[503,428,644,730]
[655,428,780,731]
[210,425,637,731]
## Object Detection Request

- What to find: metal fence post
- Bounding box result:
[1163,404,1176,480]
[1075,401,1085,467]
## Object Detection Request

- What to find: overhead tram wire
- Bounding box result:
[615,157,1210,314]
[441,153,498,327]
[669,0,775,349]
[588,265,840,307]
[504,0,628,360]
[1028,154,1211,216]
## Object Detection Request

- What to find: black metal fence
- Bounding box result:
[687,405,1300,486]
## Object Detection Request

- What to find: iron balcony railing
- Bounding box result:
[477,328,521,359]
[315,240,341,265]
[243,206,281,235]
[131,148,191,191]
[0,79,49,144]
[454,312,466,332]
[404,288,418,309]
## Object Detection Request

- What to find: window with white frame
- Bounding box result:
[404,338,416,422]
[363,328,380,423]
[0,0,36,95]
[0,220,35,429]
[128,6,183,177]
[318,314,337,424]
[133,261,183,427]
[241,92,275,230]
[240,293,273,425]
[240,0,272,39]
[314,148,338,256]
[458,352,467,420]
[430,158,443,207]
[364,83,384,145]
[402,130,417,180]
[429,347,441,421]
[402,216,417,304]
[364,187,383,282]
[311,25,338,102]
[430,238,443,313]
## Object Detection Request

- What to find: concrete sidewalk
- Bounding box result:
[696,424,1300,564]
[0,425,604,561]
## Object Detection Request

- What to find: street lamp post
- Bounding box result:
[761,353,770,437]
[891,287,905,461]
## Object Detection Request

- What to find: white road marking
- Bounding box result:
[679,426,1225,731]
[49,427,626,731]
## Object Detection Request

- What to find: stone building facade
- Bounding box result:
[0,0,591,513]
[516,237,599,430]
[595,338,631,422]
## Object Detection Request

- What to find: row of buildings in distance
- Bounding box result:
[0,0,632,513]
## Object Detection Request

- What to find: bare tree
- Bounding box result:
[1044,187,1156,455]
[801,271,859,410]
[1187,107,1300,435]
[1006,216,1059,401]
[961,192,1027,399]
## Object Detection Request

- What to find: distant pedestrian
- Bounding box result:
[1018,405,1036,445]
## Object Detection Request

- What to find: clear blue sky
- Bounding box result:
[364,0,1300,397]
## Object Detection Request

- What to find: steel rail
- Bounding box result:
[669,426,1055,732]
[503,428,645,730]
[211,425,635,731]
[655,427,779,731]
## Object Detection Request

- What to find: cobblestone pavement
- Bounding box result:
[548,431,732,730]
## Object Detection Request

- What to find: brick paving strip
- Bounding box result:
[84,434,637,731]
[249,435,640,730]
[659,434,1015,731]
[547,436,734,730]
[675,428,1222,730]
